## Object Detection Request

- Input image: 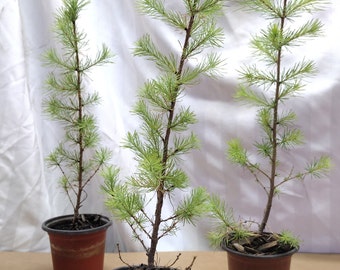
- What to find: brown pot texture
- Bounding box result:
[42,214,112,270]
[224,245,298,270]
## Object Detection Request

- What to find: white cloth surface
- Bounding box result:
[0,0,339,253]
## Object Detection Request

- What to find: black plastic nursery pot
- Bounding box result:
[114,266,178,270]
[42,214,112,270]
[223,244,298,270]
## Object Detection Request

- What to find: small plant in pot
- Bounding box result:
[208,0,331,270]
[102,0,225,269]
[41,1,114,270]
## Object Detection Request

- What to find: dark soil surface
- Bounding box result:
[223,232,295,256]
[114,265,178,270]
[50,214,107,230]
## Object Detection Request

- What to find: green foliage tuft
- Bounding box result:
[175,187,210,225]
[278,231,300,249]
[227,139,248,166]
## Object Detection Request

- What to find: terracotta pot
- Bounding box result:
[224,245,298,270]
[42,214,112,270]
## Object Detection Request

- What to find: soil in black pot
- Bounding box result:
[50,214,108,231]
[223,232,296,256]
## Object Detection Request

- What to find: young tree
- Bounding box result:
[103,0,225,267]
[210,0,330,253]
[44,0,113,228]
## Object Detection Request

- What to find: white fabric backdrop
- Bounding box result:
[1,0,339,254]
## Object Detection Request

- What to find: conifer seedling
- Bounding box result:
[209,0,331,255]
[44,0,114,228]
[103,0,225,268]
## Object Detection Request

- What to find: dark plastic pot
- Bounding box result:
[223,244,298,270]
[42,214,112,270]
[114,267,177,270]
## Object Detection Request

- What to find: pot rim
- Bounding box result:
[222,242,299,259]
[113,267,178,270]
[42,213,112,235]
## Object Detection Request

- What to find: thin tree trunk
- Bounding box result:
[259,0,287,234]
[73,18,84,226]
[147,10,197,266]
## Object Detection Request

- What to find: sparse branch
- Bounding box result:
[116,243,132,267]
[247,166,270,195]
[157,217,180,240]
[140,208,155,227]
[275,156,331,189]
[185,256,197,270]
[126,218,150,251]
[168,253,182,268]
